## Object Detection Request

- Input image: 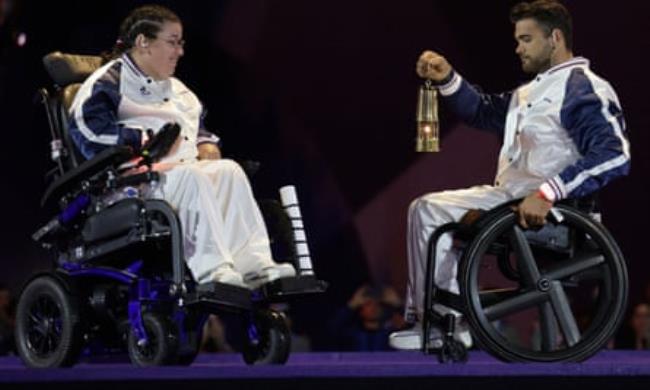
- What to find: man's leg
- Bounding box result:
[391,185,512,349]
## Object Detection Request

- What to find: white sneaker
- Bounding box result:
[210,265,247,288]
[455,321,473,349]
[244,262,296,288]
[389,322,473,350]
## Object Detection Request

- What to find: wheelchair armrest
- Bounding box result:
[108,171,160,189]
[41,146,135,207]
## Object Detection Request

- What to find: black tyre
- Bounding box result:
[243,310,291,365]
[439,339,468,363]
[461,205,628,362]
[176,333,201,366]
[15,275,83,368]
[127,312,179,366]
[176,313,205,366]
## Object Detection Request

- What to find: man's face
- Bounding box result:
[514,18,554,74]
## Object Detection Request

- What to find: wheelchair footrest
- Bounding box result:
[190,282,252,311]
[253,275,328,302]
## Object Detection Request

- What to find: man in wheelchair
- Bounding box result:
[389,0,630,360]
[67,5,295,288]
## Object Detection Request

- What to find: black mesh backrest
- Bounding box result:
[40,52,102,175]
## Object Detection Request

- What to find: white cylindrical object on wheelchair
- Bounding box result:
[279,185,314,275]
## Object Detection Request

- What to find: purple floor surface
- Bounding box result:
[2,350,650,383]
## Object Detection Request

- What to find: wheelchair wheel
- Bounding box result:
[439,338,468,364]
[460,205,628,362]
[176,313,204,366]
[176,330,201,366]
[243,310,291,365]
[127,313,179,366]
[15,274,83,367]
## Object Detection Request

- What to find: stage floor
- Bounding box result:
[2,350,650,389]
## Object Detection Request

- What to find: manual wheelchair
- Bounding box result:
[421,197,628,363]
[14,52,326,368]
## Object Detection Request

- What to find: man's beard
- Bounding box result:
[521,55,552,74]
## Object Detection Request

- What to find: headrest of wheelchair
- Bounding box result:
[43,52,103,86]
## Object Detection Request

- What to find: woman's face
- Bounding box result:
[141,21,184,80]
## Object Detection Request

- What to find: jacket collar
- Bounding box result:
[121,53,153,83]
[545,56,590,76]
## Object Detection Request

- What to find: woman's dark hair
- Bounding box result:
[104,4,180,61]
[510,0,573,50]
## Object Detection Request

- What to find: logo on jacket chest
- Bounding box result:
[139,86,151,96]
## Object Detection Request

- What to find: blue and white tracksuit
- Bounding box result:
[405,57,630,321]
[69,53,276,283]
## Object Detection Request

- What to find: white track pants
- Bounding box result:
[151,159,273,283]
[405,185,514,322]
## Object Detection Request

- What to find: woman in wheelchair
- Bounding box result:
[67,5,295,289]
[389,0,630,361]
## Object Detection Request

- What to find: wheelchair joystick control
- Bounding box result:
[279,186,314,276]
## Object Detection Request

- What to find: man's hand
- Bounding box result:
[515,192,553,229]
[416,50,453,81]
[198,143,221,160]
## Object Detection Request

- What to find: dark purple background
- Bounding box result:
[1,1,648,346]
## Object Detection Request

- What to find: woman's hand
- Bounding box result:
[198,143,221,160]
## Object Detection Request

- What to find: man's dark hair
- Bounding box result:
[107,4,181,60]
[510,0,573,50]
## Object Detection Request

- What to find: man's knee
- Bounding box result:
[409,194,445,220]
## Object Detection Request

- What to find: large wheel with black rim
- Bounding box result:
[242,310,291,365]
[15,275,83,368]
[460,205,628,362]
[127,312,179,366]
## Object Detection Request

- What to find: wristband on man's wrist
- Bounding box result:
[536,189,553,203]
[538,182,557,203]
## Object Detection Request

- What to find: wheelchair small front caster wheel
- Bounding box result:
[243,310,291,365]
[438,338,468,363]
[127,313,179,366]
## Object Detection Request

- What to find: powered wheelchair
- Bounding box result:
[421,196,628,363]
[14,52,326,368]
